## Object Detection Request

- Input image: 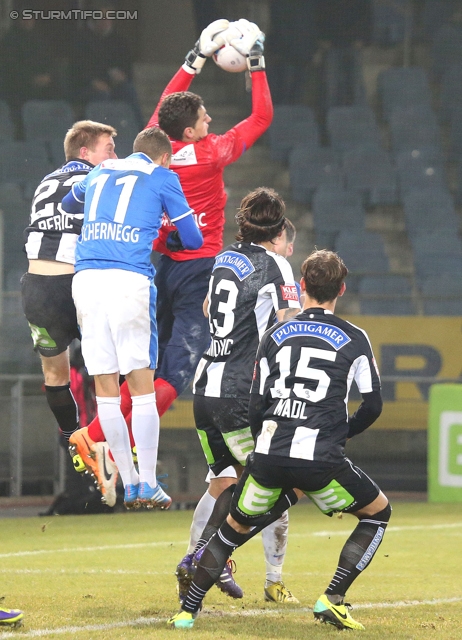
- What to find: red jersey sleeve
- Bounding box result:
[145,66,195,129]
[207,71,273,169]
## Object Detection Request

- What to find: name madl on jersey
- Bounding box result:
[273,397,308,419]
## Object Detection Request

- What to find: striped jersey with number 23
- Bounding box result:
[251,308,381,465]
[193,242,300,399]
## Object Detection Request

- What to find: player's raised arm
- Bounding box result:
[145,19,230,129]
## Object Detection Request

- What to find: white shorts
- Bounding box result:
[73,268,157,376]
[205,465,238,483]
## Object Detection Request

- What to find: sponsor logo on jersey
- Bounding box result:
[271,321,351,350]
[213,250,255,281]
[280,284,299,301]
[170,144,198,166]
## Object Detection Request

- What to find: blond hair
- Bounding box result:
[64,120,117,161]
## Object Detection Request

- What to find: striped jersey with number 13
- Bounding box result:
[193,242,300,399]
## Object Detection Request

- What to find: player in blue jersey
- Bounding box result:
[62,126,203,509]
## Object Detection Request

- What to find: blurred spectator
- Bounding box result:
[71,1,144,129]
[0,16,62,134]
[267,0,318,105]
[316,0,372,109]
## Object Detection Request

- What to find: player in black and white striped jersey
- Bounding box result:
[21,121,118,504]
[169,249,391,631]
[175,187,301,604]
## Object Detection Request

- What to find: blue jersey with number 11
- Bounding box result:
[70,152,194,278]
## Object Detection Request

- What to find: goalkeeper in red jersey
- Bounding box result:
[70,19,273,501]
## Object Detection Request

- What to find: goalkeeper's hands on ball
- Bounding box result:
[226,19,265,71]
[184,18,265,75]
[184,18,230,74]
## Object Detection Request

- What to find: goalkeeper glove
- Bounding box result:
[247,37,265,72]
[224,19,265,72]
[184,18,229,74]
[166,230,185,252]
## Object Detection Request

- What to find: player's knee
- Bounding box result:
[369,502,392,524]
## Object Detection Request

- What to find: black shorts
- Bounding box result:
[193,395,254,475]
[21,272,80,357]
[230,452,381,526]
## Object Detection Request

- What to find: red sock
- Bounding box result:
[154,378,178,416]
[87,415,105,443]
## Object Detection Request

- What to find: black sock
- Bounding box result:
[183,520,248,614]
[326,503,392,599]
[193,484,236,554]
[45,384,79,441]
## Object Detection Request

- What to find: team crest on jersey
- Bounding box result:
[170,144,198,166]
[213,251,255,281]
[271,321,351,350]
[280,284,298,301]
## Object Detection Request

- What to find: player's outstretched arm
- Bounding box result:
[217,24,272,164]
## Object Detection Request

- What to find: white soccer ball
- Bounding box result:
[213,44,247,73]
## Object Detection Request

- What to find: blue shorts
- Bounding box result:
[155,256,213,395]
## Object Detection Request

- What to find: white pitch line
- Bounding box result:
[0,568,170,575]
[0,597,461,638]
[2,521,462,559]
[0,540,188,559]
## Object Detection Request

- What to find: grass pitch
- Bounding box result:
[0,501,461,639]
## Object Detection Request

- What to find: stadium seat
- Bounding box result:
[389,105,441,153]
[422,0,458,42]
[431,22,462,78]
[323,48,367,109]
[268,105,319,163]
[0,100,14,143]
[440,63,462,122]
[343,148,397,205]
[372,0,412,46]
[420,274,462,315]
[22,100,75,142]
[49,138,65,166]
[289,146,343,204]
[85,101,139,158]
[414,254,462,282]
[334,229,389,275]
[378,67,432,120]
[0,141,52,185]
[393,146,444,165]
[449,106,462,160]
[326,105,382,153]
[397,153,447,196]
[312,187,365,250]
[359,274,415,315]
[403,188,458,235]
[410,229,462,255]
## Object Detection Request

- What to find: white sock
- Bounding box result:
[262,511,289,585]
[96,396,139,487]
[131,393,159,487]
[187,491,216,554]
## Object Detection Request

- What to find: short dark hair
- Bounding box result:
[301,250,348,303]
[235,187,286,244]
[158,92,204,141]
[133,126,172,160]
